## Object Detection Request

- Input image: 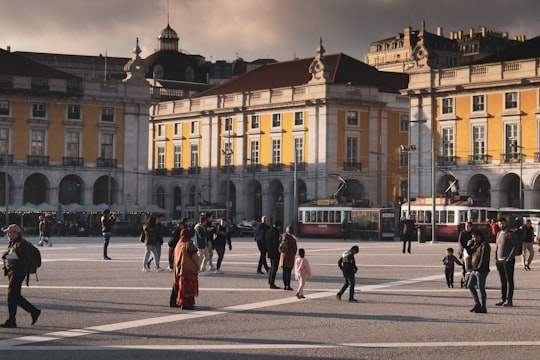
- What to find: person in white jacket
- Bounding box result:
[294,248,312,299]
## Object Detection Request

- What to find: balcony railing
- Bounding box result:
[290,162,306,171]
[501,153,523,163]
[27,155,49,166]
[221,165,235,174]
[171,167,184,175]
[247,164,262,173]
[343,161,361,171]
[63,157,84,166]
[268,163,283,172]
[467,154,491,165]
[96,157,117,168]
[0,154,13,165]
[188,167,200,174]
[534,152,540,162]
[153,168,168,176]
[438,156,457,166]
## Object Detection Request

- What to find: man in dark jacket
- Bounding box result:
[336,245,359,302]
[265,220,282,289]
[255,216,270,274]
[1,224,41,328]
[467,230,491,313]
[101,209,116,260]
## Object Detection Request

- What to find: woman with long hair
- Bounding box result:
[173,228,200,309]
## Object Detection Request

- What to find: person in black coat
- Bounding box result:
[255,216,270,274]
[265,220,282,289]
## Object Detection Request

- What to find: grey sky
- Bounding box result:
[1,0,540,62]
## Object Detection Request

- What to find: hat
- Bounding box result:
[3,224,21,233]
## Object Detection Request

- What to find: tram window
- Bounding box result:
[479,210,487,223]
[425,211,432,223]
[317,211,323,222]
[470,209,479,222]
[329,211,335,223]
[298,211,303,223]
[310,211,316,223]
[448,210,455,224]
[410,210,417,221]
[323,211,329,222]
[438,210,447,224]
[459,211,467,223]
[418,211,425,223]
[336,211,342,223]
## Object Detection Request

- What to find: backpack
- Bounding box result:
[25,240,42,286]
[509,229,524,256]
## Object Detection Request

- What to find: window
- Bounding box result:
[272,139,281,164]
[174,145,182,168]
[66,131,80,158]
[251,115,260,129]
[505,92,518,109]
[101,107,114,122]
[472,95,485,112]
[0,128,8,155]
[67,104,81,120]
[223,141,233,165]
[31,129,46,156]
[294,138,304,163]
[100,133,114,159]
[400,114,409,132]
[399,151,408,167]
[505,123,519,154]
[250,140,260,164]
[32,103,47,118]
[472,126,486,157]
[346,111,359,126]
[0,100,9,116]
[294,112,304,126]
[224,117,233,131]
[174,123,182,136]
[190,121,198,135]
[272,113,281,128]
[190,143,199,168]
[157,124,165,137]
[442,128,454,160]
[346,137,359,164]
[157,146,165,169]
[442,98,454,114]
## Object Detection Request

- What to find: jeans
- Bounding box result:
[467,271,488,308]
[268,257,279,285]
[282,266,292,288]
[103,232,111,258]
[496,258,515,302]
[522,242,534,267]
[257,241,269,272]
[338,276,356,300]
[143,245,159,267]
[215,245,225,270]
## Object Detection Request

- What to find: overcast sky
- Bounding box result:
[2,0,540,62]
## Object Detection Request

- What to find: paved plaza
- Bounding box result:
[1,235,540,360]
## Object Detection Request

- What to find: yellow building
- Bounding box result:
[405,36,540,209]
[149,40,409,224]
[0,42,153,221]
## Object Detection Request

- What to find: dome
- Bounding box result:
[159,24,179,41]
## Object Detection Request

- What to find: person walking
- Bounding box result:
[294,248,312,299]
[168,218,188,271]
[205,213,216,271]
[101,209,116,260]
[467,230,491,313]
[442,247,462,288]
[1,224,41,328]
[142,216,161,272]
[457,222,473,287]
[38,215,52,247]
[521,219,534,270]
[279,224,298,291]
[214,218,232,274]
[336,245,359,302]
[255,216,270,274]
[495,217,519,307]
[266,220,282,289]
[194,214,210,276]
[173,228,200,310]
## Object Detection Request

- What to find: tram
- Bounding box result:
[400,197,498,241]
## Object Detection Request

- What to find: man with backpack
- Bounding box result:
[495,217,519,307]
[1,224,41,328]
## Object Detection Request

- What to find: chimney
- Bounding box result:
[437,27,444,37]
[458,30,463,40]
[481,27,486,37]
[6,45,10,52]
[469,28,474,38]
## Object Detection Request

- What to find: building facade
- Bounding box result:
[405,36,540,210]
[0,41,153,215]
[148,40,409,224]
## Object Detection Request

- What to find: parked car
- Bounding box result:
[236,220,259,237]
[112,221,140,236]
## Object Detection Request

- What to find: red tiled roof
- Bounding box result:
[0,48,79,79]
[196,53,408,97]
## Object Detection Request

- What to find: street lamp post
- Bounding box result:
[4,150,8,225]
[400,145,417,218]
[222,127,233,222]
[369,151,384,207]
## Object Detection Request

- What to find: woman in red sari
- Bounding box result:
[173,228,199,309]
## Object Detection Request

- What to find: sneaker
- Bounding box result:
[142,267,150,272]
[0,320,16,328]
[475,307,487,313]
[503,301,513,307]
[269,284,280,289]
[215,269,224,274]
[349,298,359,302]
[470,304,481,312]
[495,300,506,306]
